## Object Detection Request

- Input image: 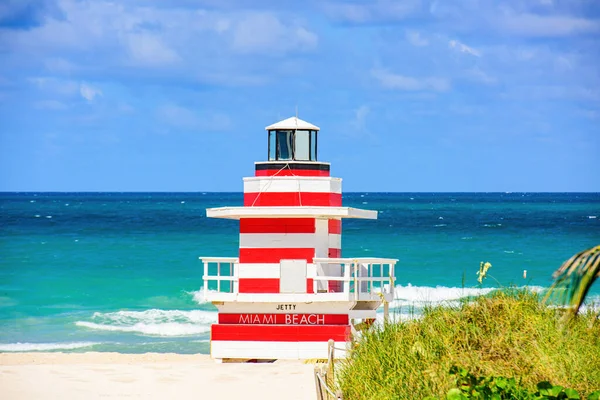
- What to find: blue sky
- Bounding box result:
[0,0,598,192]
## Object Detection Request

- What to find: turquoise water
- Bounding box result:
[1,192,598,353]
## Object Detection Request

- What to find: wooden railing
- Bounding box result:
[314,339,344,399]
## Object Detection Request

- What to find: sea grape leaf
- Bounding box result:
[538,381,554,395]
[588,391,600,400]
[563,388,580,399]
[550,385,564,396]
[495,377,508,389]
[447,388,467,400]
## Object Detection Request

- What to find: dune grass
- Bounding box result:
[338,289,600,399]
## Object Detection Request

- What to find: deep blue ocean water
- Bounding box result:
[1,192,599,354]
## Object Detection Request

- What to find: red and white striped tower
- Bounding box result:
[201,117,397,361]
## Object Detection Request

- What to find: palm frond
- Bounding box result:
[544,245,600,316]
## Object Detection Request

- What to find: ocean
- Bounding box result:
[1,192,599,354]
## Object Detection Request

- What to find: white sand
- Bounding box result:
[0,352,317,399]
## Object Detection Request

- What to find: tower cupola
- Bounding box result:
[265,117,320,162]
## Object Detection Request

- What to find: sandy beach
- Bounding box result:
[0,352,317,399]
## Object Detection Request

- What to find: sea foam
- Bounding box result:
[389,284,544,310]
[188,288,221,305]
[0,342,99,352]
[76,309,216,337]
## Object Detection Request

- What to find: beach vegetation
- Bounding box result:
[476,261,492,285]
[544,245,600,317]
[441,366,600,399]
[337,289,600,399]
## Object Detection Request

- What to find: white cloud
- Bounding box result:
[2,1,320,89]
[33,100,69,110]
[295,27,319,48]
[406,31,428,46]
[496,13,600,37]
[466,68,497,85]
[324,0,421,23]
[475,43,596,89]
[428,1,462,20]
[353,105,369,131]
[158,104,232,131]
[29,77,79,96]
[449,40,480,57]
[159,104,198,128]
[1,2,224,66]
[43,57,76,73]
[197,71,269,87]
[118,103,134,113]
[427,1,599,38]
[125,33,180,66]
[371,69,450,92]
[576,109,598,120]
[231,13,317,54]
[553,55,573,72]
[79,83,102,102]
[502,85,600,102]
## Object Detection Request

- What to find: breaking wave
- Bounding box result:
[76,309,217,337]
[188,288,220,305]
[389,284,544,309]
[0,342,100,352]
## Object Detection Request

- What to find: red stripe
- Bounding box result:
[244,192,341,207]
[240,218,315,234]
[218,314,349,325]
[255,169,330,177]
[211,324,351,342]
[238,278,279,293]
[307,278,314,294]
[328,219,341,234]
[238,278,316,294]
[328,281,343,292]
[328,248,341,258]
[239,248,315,263]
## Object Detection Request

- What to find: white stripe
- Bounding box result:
[237,263,316,278]
[243,177,342,194]
[215,300,352,314]
[328,234,341,249]
[207,206,377,220]
[315,219,328,258]
[211,340,348,360]
[306,263,316,278]
[205,292,352,303]
[238,263,281,278]
[239,233,317,248]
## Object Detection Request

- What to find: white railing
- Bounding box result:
[199,256,397,303]
[199,257,239,301]
[313,258,397,303]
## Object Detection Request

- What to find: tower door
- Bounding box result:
[280,260,307,293]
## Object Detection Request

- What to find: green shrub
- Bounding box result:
[441,366,600,399]
[338,289,600,399]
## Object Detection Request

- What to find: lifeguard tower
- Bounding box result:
[200,117,397,361]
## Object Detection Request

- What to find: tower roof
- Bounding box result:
[265,117,320,131]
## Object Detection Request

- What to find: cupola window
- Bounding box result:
[310,130,317,160]
[268,129,318,162]
[294,130,310,161]
[277,130,293,160]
